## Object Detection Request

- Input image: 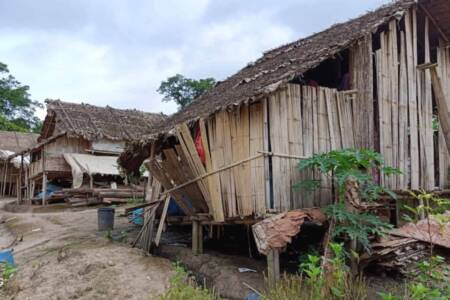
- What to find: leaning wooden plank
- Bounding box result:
[200,119,225,222]
[163,148,206,212]
[154,195,171,247]
[145,159,194,215]
[429,65,450,153]
[176,123,213,212]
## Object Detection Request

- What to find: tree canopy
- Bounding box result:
[0,62,42,132]
[158,74,215,109]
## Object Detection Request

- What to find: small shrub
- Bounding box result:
[297,149,398,253]
[158,262,220,300]
[0,263,17,289]
[264,243,367,300]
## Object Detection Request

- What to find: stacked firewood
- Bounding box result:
[44,187,144,206]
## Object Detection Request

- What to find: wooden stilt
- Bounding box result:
[192,220,199,255]
[267,249,280,288]
[42,173,47,206]
[198,223,203,254]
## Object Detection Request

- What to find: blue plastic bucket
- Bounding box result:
[0,249,15,267]
[97,208,115,231]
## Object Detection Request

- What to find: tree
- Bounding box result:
[0,62,42,132]
[158,74,216,109]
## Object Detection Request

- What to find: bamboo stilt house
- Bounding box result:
[14,99,166,204]
[0,131,39,197]
[119,0,450,223]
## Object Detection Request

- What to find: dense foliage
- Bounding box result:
[297,149,399,251]
[157,74,215,109]
[0,62,42,132]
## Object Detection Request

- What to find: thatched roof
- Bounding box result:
[40,99,167,142]
[119,0,419,171]
[0,131,39,153]
[147,0,415,137]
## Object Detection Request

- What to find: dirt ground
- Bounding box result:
[0,198,267,300]
[0,198,174,300]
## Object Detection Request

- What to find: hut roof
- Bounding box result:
[0,131,39,153]
[40,99,167,142]
[120,0,450,171]
[145,0,415,137]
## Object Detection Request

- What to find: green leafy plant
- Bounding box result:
[325,203,393,252]
[297,149,398,252]
[297,149,400,202]
[0,262,17,289]
[264,243,367,300]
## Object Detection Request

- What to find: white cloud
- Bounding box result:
[0,0,392,121]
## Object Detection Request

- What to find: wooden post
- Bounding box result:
[16,176,20,204]
[192,220,199,255]
[18,154,24,203]
[2,161,8,197]
[41,146,46,206]
[198,223,203,254]
[30,179,35,203]
[267,249,280,288]
[42,173,47,206]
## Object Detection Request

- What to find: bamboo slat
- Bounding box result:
[287,85,303,208]
[269,89,290,211]
[437,42,450,188]
[406,8,420,189]
[249,102,266,215]
[350,35,374,149]
[398,31,409,189]
[318,87,332,206]
[200,119,224,222]
[422,17,435,189]
[301,86,315,208]
[389,20,399,190]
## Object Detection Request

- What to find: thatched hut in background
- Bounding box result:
[0,131,39,197]
[14,99,166,205]
[119,0,450,251]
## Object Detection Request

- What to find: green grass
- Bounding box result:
[0,262,17,289]
[157,263,219,300]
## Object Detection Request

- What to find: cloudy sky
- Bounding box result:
[0,0,389,119]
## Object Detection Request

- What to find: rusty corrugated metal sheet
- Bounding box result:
[252,208,327,255]
[390,211,450,249]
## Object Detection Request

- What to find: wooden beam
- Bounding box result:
[154,195,171,247]
[429,65,450,152]
[419,4,449,44]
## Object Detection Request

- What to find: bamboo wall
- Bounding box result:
[375,8,450,190]
[147,7,450,222]
[437,43,450,188]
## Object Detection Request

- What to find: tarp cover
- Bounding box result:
[0,149,30,168]
[63,153,121,188]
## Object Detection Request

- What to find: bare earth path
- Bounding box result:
[0,198,174,300]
